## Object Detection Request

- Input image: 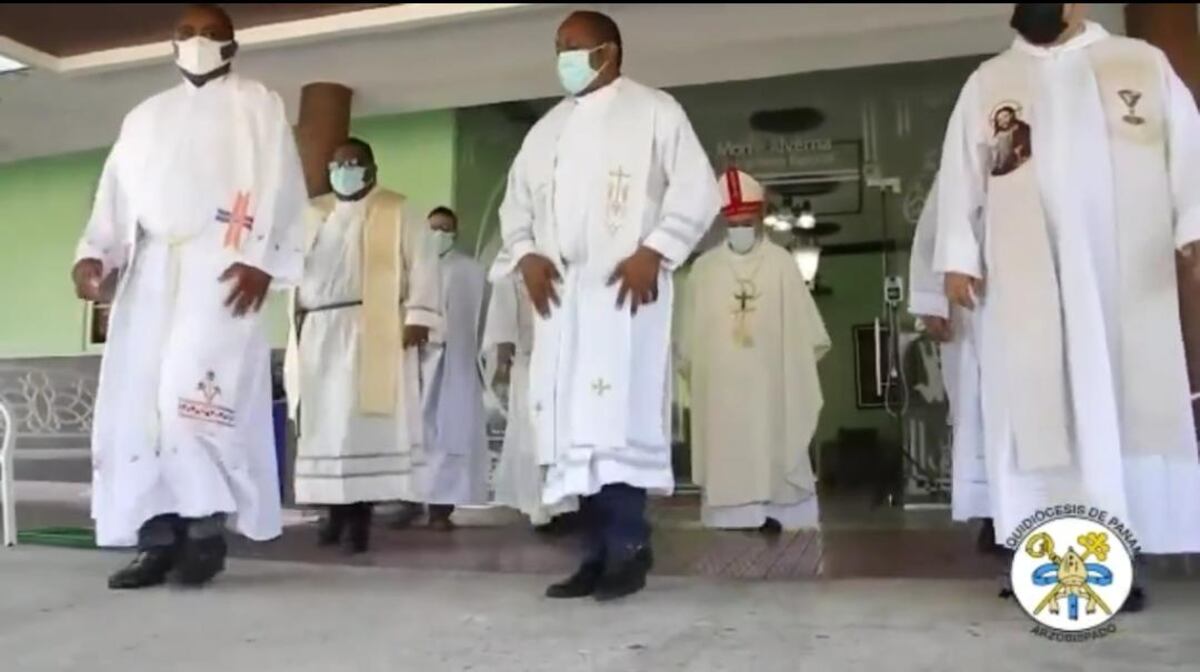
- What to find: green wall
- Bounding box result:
[453,104,536,262]
[0,150,108,357]
[0,109,457,358]
[353,110,457,219]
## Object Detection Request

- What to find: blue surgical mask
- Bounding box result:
[432,230,456,256]
[557,47,604,96]
[727,227,758,254]
[329,166,368,197]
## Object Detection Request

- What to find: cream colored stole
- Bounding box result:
[358,190,405,415]
[980,37,1191,469]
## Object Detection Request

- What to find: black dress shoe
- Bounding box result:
[976,519,1010,556]
[107,549,176,590]
[545,561,604,599]
[1121,586,1147,613]
[344,503,373,555]
[318,506,348,547]
[175,536,228,587]
[594,550,650,603]
[390,502,424,530]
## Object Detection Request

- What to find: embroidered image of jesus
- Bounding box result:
[989,105,1032,177]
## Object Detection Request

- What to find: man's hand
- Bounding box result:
[918,315,953,343]
[220,263,272,318]
[403,325,430,349]
[518,253,561,318]
[608,245,663,314]
[496,342,516,372]
[1184,242,1200,284]
[71,258,108,302]
[945,272,984,310]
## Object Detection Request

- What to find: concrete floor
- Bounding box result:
[2,547,1198,672]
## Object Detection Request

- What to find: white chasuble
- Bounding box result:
[75,75,307,547]
[286,188,441,505]
[907,178,990,521]
[491,78,720,506]
[935,22,1200,551]
[682,240,829,530]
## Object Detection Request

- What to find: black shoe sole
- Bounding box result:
[593,576,647,602]
[108,574,169,590]
[174,539,227,587]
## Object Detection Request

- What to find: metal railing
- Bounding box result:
[1,400,15,547]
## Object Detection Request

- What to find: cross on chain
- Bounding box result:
[735,288,756,313]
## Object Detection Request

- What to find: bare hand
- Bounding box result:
[607,245,663,314]
[518,254,561,318]
[919,315,953,343]
[1184,242,1200,284]
[219,263,272,318]
[403,325,430,349]
[945,272,984,311]
[497,342,516,372]
[71,258,107,302]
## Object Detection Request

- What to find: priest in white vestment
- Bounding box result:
[907,177,996,551]
[491,11,720,601]
[71,5,306,589]
[402,206,489,531]
[935,6,1200,607]
[285,139,441,554]
[681,168,829,533]
[482,273,578,526]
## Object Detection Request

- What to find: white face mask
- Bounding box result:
[727,227,758,254]
[431,230,456,256]
[174,36,234,77]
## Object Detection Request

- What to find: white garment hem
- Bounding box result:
[701,498,820,530]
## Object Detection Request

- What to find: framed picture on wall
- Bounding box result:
[852,323,893,409]
[84,301,110,351]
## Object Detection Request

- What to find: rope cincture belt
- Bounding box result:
[295,300,363,337]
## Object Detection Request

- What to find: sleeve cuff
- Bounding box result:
[1177,210,1200,250]
[405,307,443,332]
[643,229,691,271]
[74,240,122,276]
[909,291,950,319]
[490,239,538,282]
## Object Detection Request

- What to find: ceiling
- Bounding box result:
[0,3,1129,165]
[0,4,390,57]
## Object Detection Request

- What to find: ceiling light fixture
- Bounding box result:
[0,53,28,75]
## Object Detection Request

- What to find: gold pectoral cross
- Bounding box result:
[732,280,760,348]
[605,167,632,235]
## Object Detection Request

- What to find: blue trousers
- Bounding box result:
[581,484,649,566]
[137,514,225,551]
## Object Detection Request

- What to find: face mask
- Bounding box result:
[329,166,368,197]
[432,230,456,256]
[727,227,758,254]
[557,47,605,96]
[1010,3,1067,46]
[174,36,234,77]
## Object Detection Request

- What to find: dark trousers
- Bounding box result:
[137,514,225,552]
[581,484,649,566]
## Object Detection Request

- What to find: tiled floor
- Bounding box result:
[12,483,1200,581]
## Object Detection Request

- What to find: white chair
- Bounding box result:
[1,401,15,547]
